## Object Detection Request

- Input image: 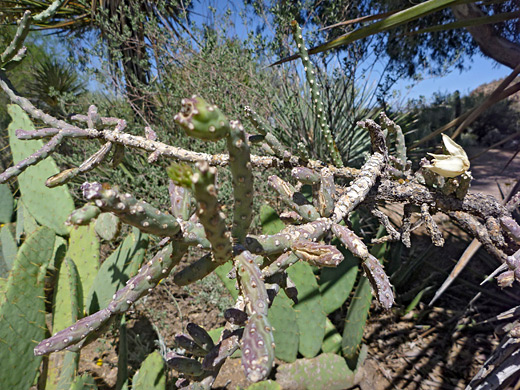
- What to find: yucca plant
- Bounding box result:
[28,56,86,115]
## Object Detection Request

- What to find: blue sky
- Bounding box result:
[191,0,514,103]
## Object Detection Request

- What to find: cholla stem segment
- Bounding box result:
[268,175,320,222]
[291,21,343,167]
[0,133,63,182]
[291,167,320,185]
[245,219,331,256]
[380,113,406,171]
[228,121,254,243]
[332,152,385,223]
[191,161,233,264]
[174,96,231,141]
[81,182,181,237]
[35,244,183,355]
[291,240,344,267]
[241,313,275,383]
[1,11,31,68]
[331,223,394,309]
[234,247,275,382]
[318,167,335,217]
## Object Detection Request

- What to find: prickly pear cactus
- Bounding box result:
[7,105,74,235]
[0,183,13,223]
[0,227,55,390]
[287,261,326,358]
[86,228,148,314]
[276,353,360,390]
[268,291,299,362]
[132,351,166,390]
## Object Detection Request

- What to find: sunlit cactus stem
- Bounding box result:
[190,161,233,264]
[35,244,184,355]
[227,120,254,243]
[380,112,406,171]
[81,182,181,237]
[241,313,275,383]
[268,175,320,222]
[174,96,231,141]
[331,223,394,309]
[290,20,343,167]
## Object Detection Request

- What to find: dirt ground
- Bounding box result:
[73,147,519,390]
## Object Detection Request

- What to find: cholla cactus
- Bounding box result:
[1,6,520,389]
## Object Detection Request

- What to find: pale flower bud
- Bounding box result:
[424,134,470,178]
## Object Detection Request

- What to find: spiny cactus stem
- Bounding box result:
[178,219,211,248]
[15,127,60,140]
[1,11,31,66]
[240,313,275,383]
[501,216,520,243]
[235,247,269,317]
[169,180,193,221]
[262,252,299,279]
[268,175,320,222]
[449,211,508,264]
[291,167,320,185]
[244,106,269,135]
[318,167,335,217]
[81,182,181,237]
[291,240,344,267]
[380,112,406,170]
[191,161,233,264]
[67,204,101,226]
[245,219,331,256]
[35,244,183,356]
[332,152,385,223]
[290,21,343,168]
[0,132,63,183]
[371,208,401,243]
[420,203,445,246]
[227,120,254,243]
[331,223,394,309]
[79,141,113,172]
[0,73,363,178]
[173,253,218,286]
[32,0,68,22]
[244,105,292,160]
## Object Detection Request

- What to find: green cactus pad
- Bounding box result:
[86,228,148,314]
[71,374,98,390]
[276,353,358,390]
[174,96,231,141]
[94,212,120,241]
[321,317,342,354]
[7,105,74,235]
[56,351,80,390]
[0,183,13,223]
[287,261,326,358]
[268,290,299,362]
[341,275,372,368]
[245,380,282,390]
[67,224,100,311]
[53,257,83,334]
[132,351,166,390]
[319,248,358,315]
[260,204,285,235]
[0,224,17,277]
[0,227,55,390]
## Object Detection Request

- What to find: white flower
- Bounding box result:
[424,134,470,178]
